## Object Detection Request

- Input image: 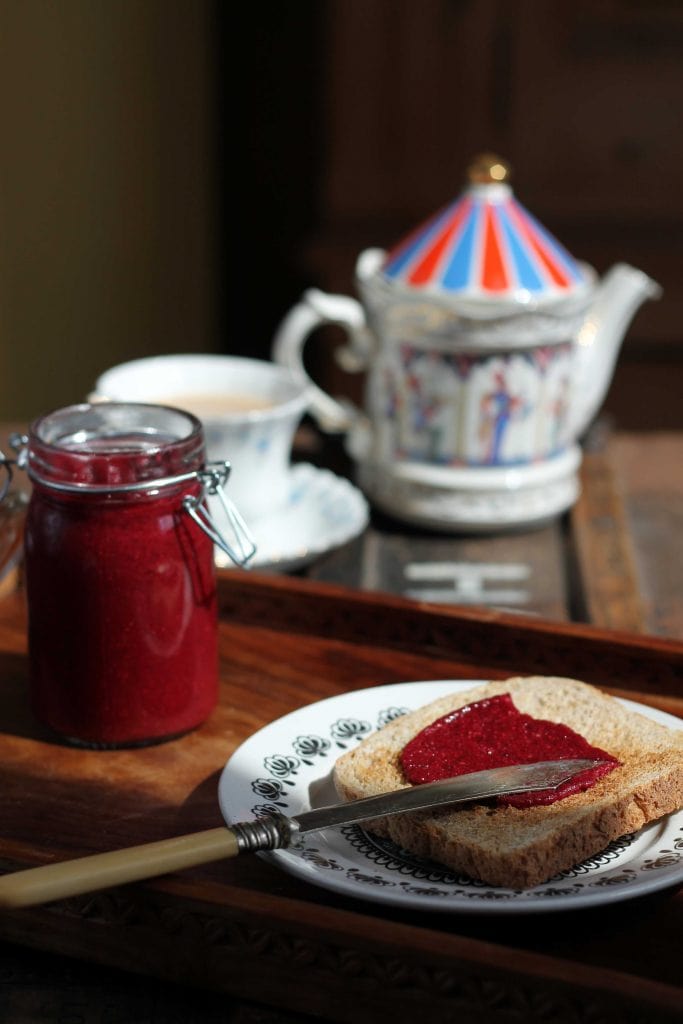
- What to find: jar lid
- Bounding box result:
[28,403,206,489]
[381,154,587,306]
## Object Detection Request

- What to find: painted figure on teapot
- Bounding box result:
[273,155,661,531]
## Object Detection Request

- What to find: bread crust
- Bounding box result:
[332,676,683,889]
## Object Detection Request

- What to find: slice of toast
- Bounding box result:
[332,676,683,889]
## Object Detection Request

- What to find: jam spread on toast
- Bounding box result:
[400,693,619,807]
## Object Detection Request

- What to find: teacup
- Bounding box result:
[91,354,310,521]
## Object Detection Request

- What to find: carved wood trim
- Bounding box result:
[0,880,679,1023]
[217,572,683,699]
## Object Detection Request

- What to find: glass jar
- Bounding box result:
[22,402,250,748]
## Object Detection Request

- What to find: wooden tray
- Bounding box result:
[0,572,681,1023]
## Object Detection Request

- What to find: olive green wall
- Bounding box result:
[0,0,217,421]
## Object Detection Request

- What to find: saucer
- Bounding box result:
[214,463,370,572]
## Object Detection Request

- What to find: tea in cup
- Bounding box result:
[91,354,310,521]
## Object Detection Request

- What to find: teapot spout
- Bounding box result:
[570,263,661,438]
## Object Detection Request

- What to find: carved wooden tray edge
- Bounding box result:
[217,571,683,700]
[0,871,680,1024]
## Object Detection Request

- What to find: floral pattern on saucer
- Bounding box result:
[215,462,369,572]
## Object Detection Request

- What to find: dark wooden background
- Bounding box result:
[1,0,681,429]
[224,0,683,433]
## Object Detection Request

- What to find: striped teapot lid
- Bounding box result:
[381,155,587,304]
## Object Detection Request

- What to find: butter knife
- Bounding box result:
[0,758,599,908]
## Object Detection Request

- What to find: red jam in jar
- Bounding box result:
[24,403,221,747]
[400,693,619,808]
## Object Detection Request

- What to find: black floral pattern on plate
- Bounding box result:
[377,706,409,729]
[330,718,372,748]
[292,735,331,763]
[237,697,683,905]
[263,754,300,780]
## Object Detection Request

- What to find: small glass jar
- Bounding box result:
[21,402,249,748]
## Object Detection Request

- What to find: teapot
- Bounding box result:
[273,155,661,531]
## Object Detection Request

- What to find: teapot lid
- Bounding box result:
[381,154,587,307]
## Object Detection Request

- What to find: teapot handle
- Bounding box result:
[271,288,372,433]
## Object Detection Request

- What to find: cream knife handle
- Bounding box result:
[0,827,239,908]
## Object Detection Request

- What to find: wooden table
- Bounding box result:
[302,422,683,640]
[0,424,681,1023]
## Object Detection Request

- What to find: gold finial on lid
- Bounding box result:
[467,153,511,185]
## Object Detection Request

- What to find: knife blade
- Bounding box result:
[0,758,600,908]
[296,757,598,831]
[232,757,601,851]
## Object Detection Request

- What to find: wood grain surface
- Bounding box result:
[0,573,681,1023]
[301,425,683,641]
[610,432,683,639]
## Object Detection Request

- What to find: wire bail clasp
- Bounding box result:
[0,433,29,502]
[183,461,256,568]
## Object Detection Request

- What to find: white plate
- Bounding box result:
[218,680,683,915]
[214,462,369,572]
